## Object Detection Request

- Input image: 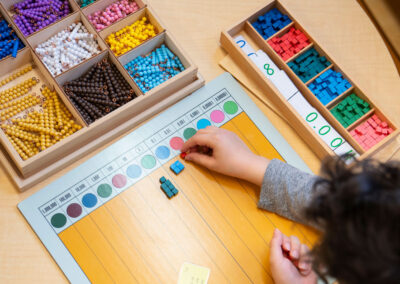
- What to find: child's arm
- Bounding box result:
[181,126,318,225]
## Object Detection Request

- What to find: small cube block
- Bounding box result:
[159,176,166,183]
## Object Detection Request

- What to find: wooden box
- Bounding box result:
[0,0,204,190]
[220,0,398,161]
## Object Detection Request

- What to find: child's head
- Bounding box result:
[306,157,400,284]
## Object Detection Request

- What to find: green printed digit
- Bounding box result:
[330,137,343,148]
[319,125,331,135]
[306,112,318,122]
[263,63,274,75]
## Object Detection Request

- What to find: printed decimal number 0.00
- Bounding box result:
[305,112,343,148]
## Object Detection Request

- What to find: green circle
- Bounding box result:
[97,183,112,198]
[183,128,197,140]
[223,101,238,115]
[141,155,156,169]
[51,213,67,228]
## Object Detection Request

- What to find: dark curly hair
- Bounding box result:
[305,157,400,284]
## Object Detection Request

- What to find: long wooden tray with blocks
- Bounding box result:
[220,0,398,162]
[0,0,204,190]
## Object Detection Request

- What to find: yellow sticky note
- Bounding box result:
[178,262,210,284]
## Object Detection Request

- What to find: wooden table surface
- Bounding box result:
[1,0,399,283]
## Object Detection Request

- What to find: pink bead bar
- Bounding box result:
[88,0,140,31]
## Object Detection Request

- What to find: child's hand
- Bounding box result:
[270,228,317,284]
[181,126,269,186]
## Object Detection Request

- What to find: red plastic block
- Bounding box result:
[350,116,393,150]
[268,27,310,60]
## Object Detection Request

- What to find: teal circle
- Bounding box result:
[141,155,156,169]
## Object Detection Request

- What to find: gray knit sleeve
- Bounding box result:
[258,159,318,226]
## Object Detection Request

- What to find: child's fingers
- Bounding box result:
[298,244,313,276]
[289,235,301,260]
[282,235,291,251]
[184,152,215,169]
[181,133,215,152]
[270,229,285,264]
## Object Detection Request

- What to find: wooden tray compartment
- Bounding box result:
[27,11,108,78]
[82,0,146,31]
[98,6,164,56]
[0,48,86,177]
[0,0,80,38]
[220,0,398,160]
[118,31,198,97]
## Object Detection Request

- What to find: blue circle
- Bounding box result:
[197,118,211,130]
[126,164,142,179]
[82,193,97,208]
[155,145,170,159]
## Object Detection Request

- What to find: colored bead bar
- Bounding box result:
[268,27,310,61]
[288,47,331,83]
[124,44,185,93]
[79,0,96,8]
[331,94,371,128]
[12,0,71,36]
[63,58,136,124]
[106,16,157,56]
[0,19,25,59]
[252,8,292,39]
[350,114,393,150]
[35,22,101,76]
[308,69,352,105]
[88,0,140,31]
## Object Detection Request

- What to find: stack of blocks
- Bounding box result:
[350,115,393,150]
[308,69,352,105]
[159,176,179,198]
[170,160,184,175]
[268,27,310,61]
[252,8,292,39]
[288,48,331,83]
[331,94,370,128]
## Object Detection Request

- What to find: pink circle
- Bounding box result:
[169,137,184,150]
[210,110,225,123]
[112,174,127,188]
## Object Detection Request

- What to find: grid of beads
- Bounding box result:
[12,0,71,36]
[35,22,101,76]
[124,44,185,93]
[106,16,157,56]
[252,8,292,39]
[63,58,136,124]
[0,19,25,59]
[288,47,331,83]
[331,94,371,128]
[267,27,310,61]
[350,114,393,150]
[88,0,139,30]
[308,69,352,105]
[1,86,82,159]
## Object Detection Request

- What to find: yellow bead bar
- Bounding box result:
[0,65,33,88]
[0,78,38,106]
[106,17,157,56]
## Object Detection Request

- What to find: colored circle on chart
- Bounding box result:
[197,118,211,129]
[210,110,225,123]
[169,136,184,150]
[155,145,170,159]
[51,213,67,228]
[223,101,238,114]
[82,193,98,208]
[97,184,112,198]
[66,203,82,218]
[141,155,156,169]
[126,164,142,179]
[183,128,196,140]
[112,174,127,188]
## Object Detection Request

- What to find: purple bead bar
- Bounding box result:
[12,0,71,36]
